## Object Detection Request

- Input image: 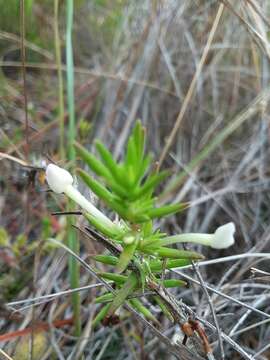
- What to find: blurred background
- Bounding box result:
[0,1,270,359]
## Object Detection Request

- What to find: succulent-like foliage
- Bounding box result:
[75,122,188,223]
[74,121,202,325]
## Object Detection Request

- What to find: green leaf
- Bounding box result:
[129,171,169,200]
[95,141,120,181]
[75,142,128,198]
[92,254,118,266]
[116,236,139,273]
[134,153,152,185]
[99,272,127,284]
[0,228,9,246]
[92,303,111,328]
[123,121,149,187]
[95,292,114,303]
[139,231,166,249]
[84,212,122,238]
[132,121,146,171]
[136,261,146,293]
[162,279,187,288]
[142,221,153,237]
[109,182,129,199]
[16,234,27,248]
[146,202,189,219]
[107,272,138,317]
[149,258,191,272]
[77,169,127,217]
[77,168,113,204]
[145,246,203,260]
[129,298,159,325]
[74,142,111,180]
[154,296,174,322]
[125,136,138,182]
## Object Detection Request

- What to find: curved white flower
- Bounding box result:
[46,164,73,194]
[46,164,119,233]
[211,222,235,249]
[159,222,235,249]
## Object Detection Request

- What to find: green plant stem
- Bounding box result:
[66,0,80,336]
[66,0,76,161]
[54,0,65,159]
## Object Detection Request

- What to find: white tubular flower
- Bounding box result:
[46,164,73,194]
[46,164,118,232]
[210,222,235,249]
[161,222,235,249]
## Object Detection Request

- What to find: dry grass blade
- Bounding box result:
[192,263,224,359]
[0,349,14,360]
[172,270,270,320]
[158,3,224,168]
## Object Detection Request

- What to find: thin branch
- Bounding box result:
[6,283,105,307]
[180,303,254,360]
[192,263,223,359]
[177,253,270,270]
[172,270,270,319]
[0,349,14,360]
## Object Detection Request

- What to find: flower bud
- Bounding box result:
[46,164,73,194]
[46,163,122,235]
[211,222,235,249]
[154,222,236,249]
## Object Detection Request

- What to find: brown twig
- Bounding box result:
[191,262,223,359]
[0,317,74,343]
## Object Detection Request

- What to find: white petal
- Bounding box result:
[46,164,73,194]
[212,222,235,249]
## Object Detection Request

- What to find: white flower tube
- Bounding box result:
[159,223,235,249]
[46,164,119,233]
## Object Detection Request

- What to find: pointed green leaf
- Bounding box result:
[107,272,138,317]
[154,296,174,322]
[77,169,113,203]
[125,137,138,176]
[99,272,127,284]
[134,154,152,185]
[95,140,120,180]
[142,221,153,237]
[74,142,111,179]
[129,298,159,325]
[92,254,118,266]
[78,169,127,216]
[132,121,146,167]
[146,202,189,219]
[149,258,191,272]
[116,236,139,273]
[162,279,187,288]
[129,171,169,200]
[84,212,122,238]
[136,261,146,293]
[92,303,111,328]
[95,292,114,304]
[108,180,129,199]
[138,230,166,250]
[144,246,203,260]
